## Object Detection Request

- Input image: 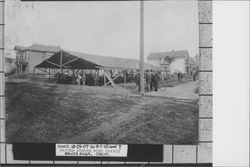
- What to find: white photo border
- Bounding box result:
[0,0,212,165]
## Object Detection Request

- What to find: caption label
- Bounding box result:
[56,144,128,157]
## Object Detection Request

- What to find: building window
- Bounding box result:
[25,52,28,60]
[25,52,29,60]
[20,52,23,60]
[17,53,19,60]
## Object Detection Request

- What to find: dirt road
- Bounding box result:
[146,81,199,100]
[6,79,198,144]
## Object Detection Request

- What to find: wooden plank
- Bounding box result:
[46,60,60,67]
[103,72,122,86]
[62,57,79,66]
[36,68,57,76]
[104,70,106,85]
[104,71,115,87]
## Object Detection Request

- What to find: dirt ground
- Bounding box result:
[5,79,198,144]
[146,81,199,100]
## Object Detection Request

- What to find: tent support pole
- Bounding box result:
[73,68,75,84]
[124,70,126,83]
[36,68,57,76]
[49,68,50,78]
[46,60,60,68]
[62,57,79,66]
[110,70,113,78]
[104,70,106,85]
[60,49,63,72]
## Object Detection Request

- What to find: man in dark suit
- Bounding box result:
[135,70,140,92]
[150,69,154,91]
[153,71,160,91]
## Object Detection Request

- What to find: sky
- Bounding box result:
[5,0,199,61]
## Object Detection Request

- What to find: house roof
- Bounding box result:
[36,50,159,70]
[26,44,61,53]
[14,44,61,53]
[14,46,28,51]
[148,50,189,60]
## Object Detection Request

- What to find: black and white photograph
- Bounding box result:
[5,0,199,145]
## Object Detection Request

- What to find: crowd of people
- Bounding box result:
[134,69,199,93]
[55,70,99,86]
[55,71,75,84]
[55,69,198,92]
[76,70,99,86]
[134,69,162,92]
[75,73,86,85]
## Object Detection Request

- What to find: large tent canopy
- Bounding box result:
[35,50,159,70]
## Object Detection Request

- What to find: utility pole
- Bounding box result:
[140,0,145,95]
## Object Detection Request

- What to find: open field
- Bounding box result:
[5,79,198,144]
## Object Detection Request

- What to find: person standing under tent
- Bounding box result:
[150,69,154,91]
[93,70,99,86]
[81,73,86,85]
[76,73,82,85]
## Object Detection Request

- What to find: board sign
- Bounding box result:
[56,144,128,157]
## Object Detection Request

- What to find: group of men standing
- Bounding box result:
[76,73,86,85]
[76,70,99,86]
[135,69,161,92]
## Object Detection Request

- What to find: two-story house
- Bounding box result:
[147,50,192,74]
[14,44,60,74]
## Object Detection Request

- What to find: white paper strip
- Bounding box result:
[56,144,128,157]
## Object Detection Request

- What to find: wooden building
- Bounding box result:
[14,44,60,74]
[147,50,195,74]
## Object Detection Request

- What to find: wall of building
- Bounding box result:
[147,59,161,67]
[194,54,199,68]
[15,50,27,74]
[169,58,186,74]
[27,51,54,74]
[148,58,186,74]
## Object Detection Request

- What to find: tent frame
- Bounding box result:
[35,49,158,87]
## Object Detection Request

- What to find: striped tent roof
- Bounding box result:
[36,50,159,70]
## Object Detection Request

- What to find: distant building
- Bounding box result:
[147,50,194,74]
[5,57,16,74]
[187,57,196,73]
[14,44,160,76]
[14,44,60,74]
[194,54,199,69]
